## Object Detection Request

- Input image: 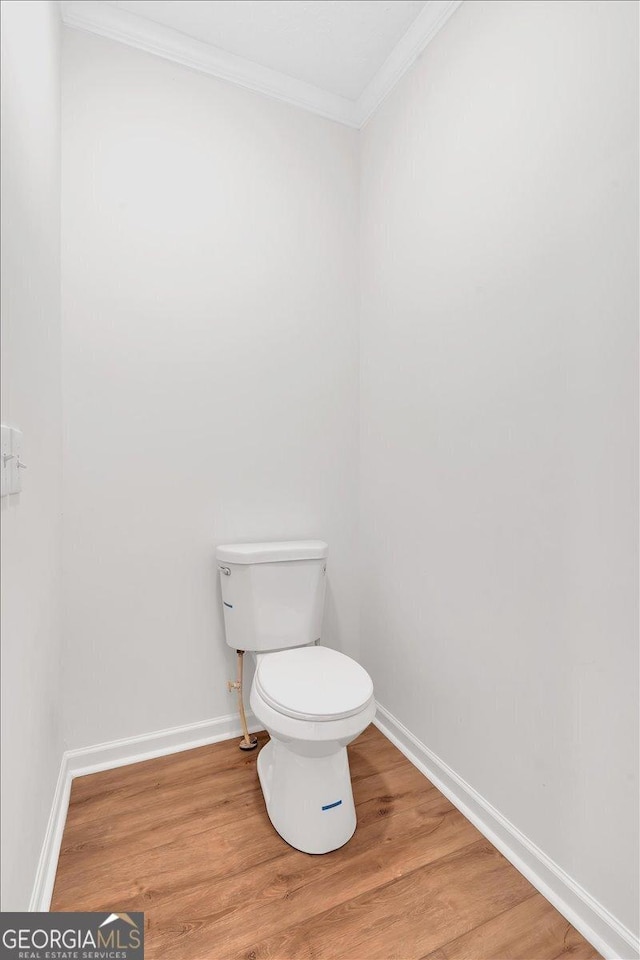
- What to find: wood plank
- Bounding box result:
[51,726,602,960]
[234,839,537,960]
[51,784,284,911]
[420,893,600,960]
[68,724,395,812]
[148,795,481,959]
[553,925,604,960]
[52,748,441,914]
[69,732,270,803]
[58,728,401,870]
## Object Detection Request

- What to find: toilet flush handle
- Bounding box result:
[218,565,231,576]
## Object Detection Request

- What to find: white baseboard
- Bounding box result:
[374,702,640,960]
[28,757,73,913]
[30,710,260,911]
[65,711,260,778]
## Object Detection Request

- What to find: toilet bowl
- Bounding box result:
[216,539,375,855]
[250,645,375,854]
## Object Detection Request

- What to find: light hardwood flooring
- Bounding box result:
[51,725,602,960]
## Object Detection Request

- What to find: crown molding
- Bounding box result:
[59,0,464,130]
[355,0,464,127]
[59,0,360,126]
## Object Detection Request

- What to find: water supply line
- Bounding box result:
[236,650,258,751]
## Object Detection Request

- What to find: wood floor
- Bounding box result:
[51,726,602,960]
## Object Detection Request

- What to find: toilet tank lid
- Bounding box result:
[216,540,328,564]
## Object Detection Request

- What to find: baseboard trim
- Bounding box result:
[374,702,639,960]
[28,757,73,913]
[65,711,261,778]
[30,711,260,911]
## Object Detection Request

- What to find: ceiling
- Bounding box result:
[104,1,428,101]
[60,0,463,127]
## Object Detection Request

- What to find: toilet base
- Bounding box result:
[256,738,357,854]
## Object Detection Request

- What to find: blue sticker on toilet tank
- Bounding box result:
[321,800,342,811]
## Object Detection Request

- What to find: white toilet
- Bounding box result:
[216,539,375,854]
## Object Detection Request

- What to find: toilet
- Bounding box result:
[216,539,375,854]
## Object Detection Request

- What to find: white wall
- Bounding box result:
[61,29,360,750]
[360,0,638,938]
[0,0,63,911]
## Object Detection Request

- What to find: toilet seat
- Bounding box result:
[254,646,374,722]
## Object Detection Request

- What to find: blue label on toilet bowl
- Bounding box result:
[321,800,342,811]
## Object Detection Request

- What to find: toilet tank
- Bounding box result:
[216,540,328,652]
